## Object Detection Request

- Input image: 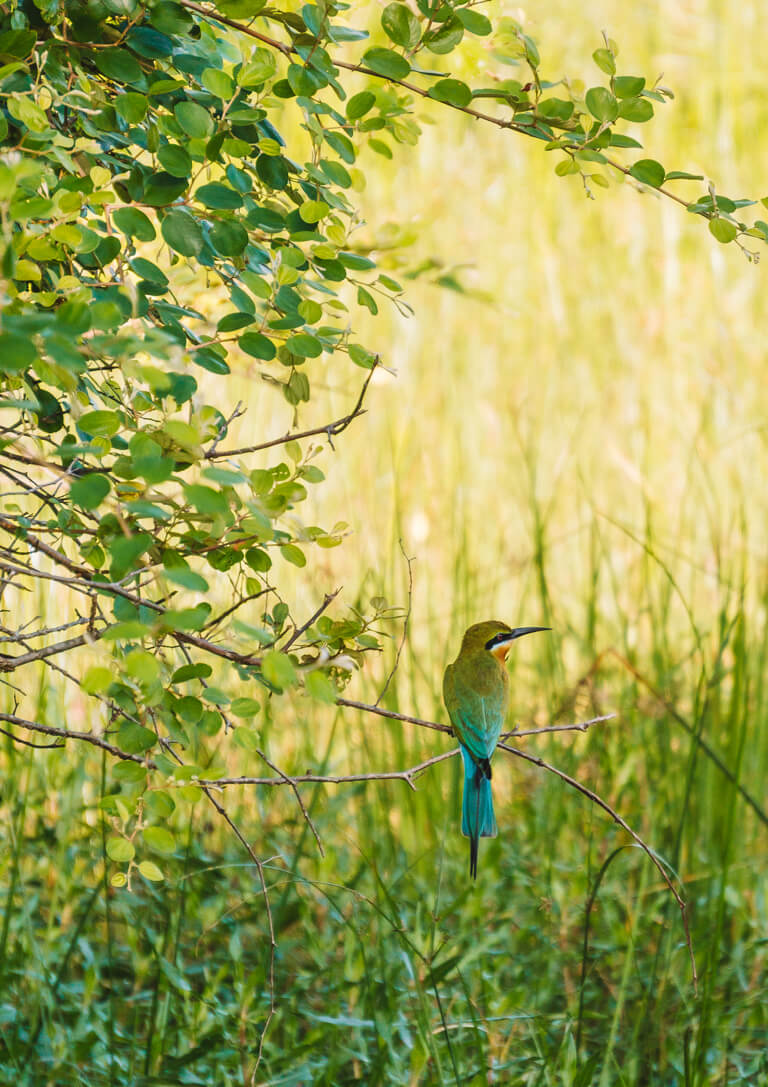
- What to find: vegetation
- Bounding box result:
[1,0,767,1083]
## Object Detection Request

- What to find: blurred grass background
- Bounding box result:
[3,1,768,1083]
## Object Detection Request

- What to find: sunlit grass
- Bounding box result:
[3,1,768,1082]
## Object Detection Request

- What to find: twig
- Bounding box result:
[255,748,325,856]
[376,540,412,706]
[196,749,458,790]
[280,589,340,652]
[207,359,378,460]
[198,786,276,1070]
[0,712,156,766]
[0,724,65,749]
[499,741,698,991]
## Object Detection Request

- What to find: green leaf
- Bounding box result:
[106,836,135,863]
[79,409,121,437]
[709,218,738,243]
[280,543,306,567]
[164,567,210,592]
[143,826,176,854]
[196,182,242,209]
[305,670,337,703]
[381,3,420,49]
[347,91,376,120]
[174,100,214,138]
[618,97,654,123]
[428,79,472,109]
[139,860,165,882]
[240,332,276,360]
[94,48,142,83]
[614,76,646,99]
[70,473,111,510]
[172,662,213,683]
[0,332,35,374]
[585,87,618,123]
[157,144,192,177]
[222,696,259,722]
[592,48,616,75]
[161,209,204,256]
[424,17,464,55]
[117,720,157,753]
[285,333,322,358]
[629,159,665,188]
[361,47,411,80]
[456,8,491,35]
[114,92,148,123]
[261,649,296,691]
[209,219,248,256]
[113,207,156,241]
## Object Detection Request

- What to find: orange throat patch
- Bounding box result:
[490,642,511,663]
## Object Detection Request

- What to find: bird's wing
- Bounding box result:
[443,663,506,762]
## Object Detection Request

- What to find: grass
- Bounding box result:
[3,0,768,1083]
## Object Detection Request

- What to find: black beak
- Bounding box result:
[509,626,550,640]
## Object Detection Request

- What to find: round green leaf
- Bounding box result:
[361,47,411,80]
[629,159,665,188]
[240,332,276,360]
[78,409,121,437]
[106,836,135,863]
[285,333,322,358]
[196,182,242,209]
[709,218,738,243]
[347,91,376,120]
[209,219,248,256]
[230,697,261,718]
[279,543,306,567]
[138,860,165,882]
[157,144,192,177]
[381,2,420,48]
[0,332,35,374]
[618,97,654,123]
[94,48,142,83]
[428,79,472,108]
[70,473,111,510]
[161,209,204,256]
[585,86,619,123]
[113,207,156,242]
[614,76,646,99]
[143,825,176,855]
[174,100,214,138]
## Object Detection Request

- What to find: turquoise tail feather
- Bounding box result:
[460,745,498,879]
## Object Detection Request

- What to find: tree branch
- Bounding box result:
[205,357,378,460]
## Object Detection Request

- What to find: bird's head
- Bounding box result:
[461,620,549,662]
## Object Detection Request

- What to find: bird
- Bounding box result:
[443,620,549,879]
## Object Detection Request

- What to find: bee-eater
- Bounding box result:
[443,621,549,879]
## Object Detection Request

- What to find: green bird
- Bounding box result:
[443,620,549,879]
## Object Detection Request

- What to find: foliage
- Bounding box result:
[1,0,767,1081]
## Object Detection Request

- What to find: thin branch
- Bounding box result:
[499,741,698,991]
[0,633,100,674]
[256,747,325,856]
[196,749,458,790]
[280,588,340,651]
[0,712,156,766]
[206,357,378,460]
[376,540,412,706]
[198,786,276,1069]
[0,724,65,749]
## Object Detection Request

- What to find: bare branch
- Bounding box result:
[206,357,378,460]
[0,724,65,749]
[255,748,325,855]
[196,749,458,790]
[0,712,156,766]
[499,741,698,991]
[280,588,340,652]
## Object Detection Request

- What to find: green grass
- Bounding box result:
[3,0,768,1083]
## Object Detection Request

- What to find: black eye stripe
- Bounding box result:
[485,632,511,650]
